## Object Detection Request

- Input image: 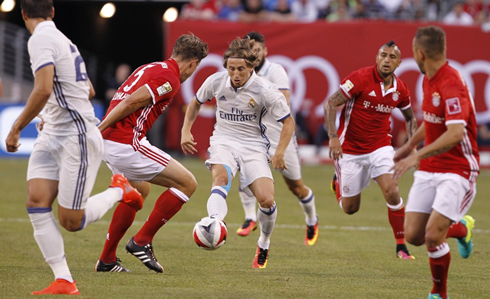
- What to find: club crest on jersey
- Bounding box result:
[157,82,172,96]
[392,91,399,101]
[248,99,256,108]
[432,92,441,107]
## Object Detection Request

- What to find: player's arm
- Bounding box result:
[279,89,291,107]
[5,65,54,152]
[392,123,463,180]
[393,122,425,163]
[181,97,202,155]
[271,115,295,170]
[98,86,152,132]
[88,79,96,100]
[324,89,349,160]
[401,107,417,139]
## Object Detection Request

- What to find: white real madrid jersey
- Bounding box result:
[196,71,290,150]
[28,21,99,136]
[256,59,291,149]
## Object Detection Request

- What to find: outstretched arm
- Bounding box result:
[324,89,349,160]
[181,97,202,155]
[98,86,152,133]
[5,65,54,152]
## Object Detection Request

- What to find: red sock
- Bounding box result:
[446,221,467,239]
[388,205,405,245]
[428,242,451,298]
[100,203,137,263]
[134,189,186,245]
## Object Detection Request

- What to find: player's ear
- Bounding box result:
[51,8,55,19]
[264,46,268,56]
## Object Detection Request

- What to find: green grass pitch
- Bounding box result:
[0,158,489,298]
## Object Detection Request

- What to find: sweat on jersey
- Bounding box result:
[28,21,99,136]
[419,62,479,182]
[102,59,180,149]
[195,71,291,151]
[338,65,411,155]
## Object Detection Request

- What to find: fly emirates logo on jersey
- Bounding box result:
[219,107,257,122]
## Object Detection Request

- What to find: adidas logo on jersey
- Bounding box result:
[369,91,376,97]
[219,96,227,101]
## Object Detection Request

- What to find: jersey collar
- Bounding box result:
[33,20,56,35]
[373,65,398,97]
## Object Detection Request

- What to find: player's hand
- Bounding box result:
[329,137,343,160]
[391,153,418,180]
[271,154,287,170]
[5,129,21,153]
[181,131,197,155]
[393,143,413,163]
[36,114,44,132]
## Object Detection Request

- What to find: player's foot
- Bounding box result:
[31,279,79,295]
[456,215,475,259]
[427,293,448,299]
[110,174,143,211]
[95,258,130,272]
[396,244,415,260]
[236,219,257,237]
[252,246,269,269]
[330,173,337,194]
[305,222,319,246]
[125,237,163,273]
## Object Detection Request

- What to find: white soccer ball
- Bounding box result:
[193,217,228,250]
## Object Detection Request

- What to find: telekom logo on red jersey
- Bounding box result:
[423,111,445,124]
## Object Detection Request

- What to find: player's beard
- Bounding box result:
[254,57,265,73]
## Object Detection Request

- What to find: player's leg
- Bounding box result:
[249,177,275,269]
[281,144,319,245]
[336,155,368,214]
[283,176,319,245]
[206,163,233,220]
[26,136,78,295]
[236,186,258,236]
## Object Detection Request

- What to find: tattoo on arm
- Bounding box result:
[324,90,349,139]
[402,108,417,139]
[419,145,453,160]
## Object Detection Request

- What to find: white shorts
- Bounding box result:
[103,137,171,182]
[270,134,302,181]
[27,127,103,210]
[205,144,273,189]
[406,171,476,222]
[334,146,395,197]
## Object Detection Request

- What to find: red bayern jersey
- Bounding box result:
[338,65,411,154]
[102,59,180,148]
[419,62,479,182]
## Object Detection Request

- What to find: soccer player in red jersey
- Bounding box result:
[391,26,478,299]
[324,40,417,259]
[94,34,208,273]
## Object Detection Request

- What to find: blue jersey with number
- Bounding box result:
[28,21,99,136]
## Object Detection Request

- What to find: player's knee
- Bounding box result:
[384,189,400,205]
[256,193,274,208]
[343,205,359,215]
[59,217,82,232]
[405,231,424,246]
[186,175,198,196]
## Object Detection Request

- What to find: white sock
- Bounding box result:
[207,186,228,220]
[28,209,73,283]
[81,188,122,229]
[239,189,257,222]
[299,187,317,226]
[257,203,277,250]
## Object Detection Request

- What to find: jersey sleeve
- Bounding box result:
[268,65,290,90]
[397,80,411,110]
[145,73,176,104]
[443,82,470,126]
[265,88,291,121]
[196,73,218,104]
[28,34,57,74]
[339,70,362,99]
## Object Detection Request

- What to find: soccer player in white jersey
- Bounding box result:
[181,37,295,268]
[4,0,143,295]
[235,31,319,245]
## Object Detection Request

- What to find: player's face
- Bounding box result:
[252,42,267,72]
[412,38,426,74]
[375,46,401,78]
[227,58,253,88]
